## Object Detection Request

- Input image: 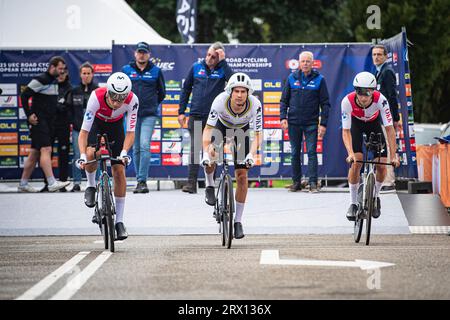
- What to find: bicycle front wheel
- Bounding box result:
[354,184,364,243]
[365,174,375,246]
[103,175,115,253]
[225,174,234,249]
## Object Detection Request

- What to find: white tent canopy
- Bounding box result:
[0,0,171,49]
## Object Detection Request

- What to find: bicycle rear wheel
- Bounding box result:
[365,174,375,246]
[103,175,115,253]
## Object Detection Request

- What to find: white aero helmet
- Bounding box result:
[107,72,132,100]
[353,71,377,96]
[225,72,254,95]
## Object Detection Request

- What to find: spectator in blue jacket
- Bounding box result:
[178,42,233,194]
[280,51,331,193]
[122,41,166,193]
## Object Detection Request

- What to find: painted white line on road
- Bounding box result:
[93,240,123,244]
[50,251,112,300]
[15,251,90,300]
[260,250,395,270]
[409,226,450,234]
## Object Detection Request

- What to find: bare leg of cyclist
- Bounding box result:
[375,157,387,197]
[348,153,363,204]
[204,164,216,205]
[346,153,363,220]
[234,169,248,239]
[235,169,248,222]
[85,147,98,187]
[112,164,128,240]
[204,164,216,187]
[112,165,126,221]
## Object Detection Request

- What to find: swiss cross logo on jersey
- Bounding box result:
[209,110,218,120]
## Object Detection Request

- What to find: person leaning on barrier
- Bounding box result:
[280,51,331,193]
[18,56,71,193]
[178,42,233,194]
[65,61,98,192]
[372,44,401,191]
[341,72,400,221]
[121,41,166,194]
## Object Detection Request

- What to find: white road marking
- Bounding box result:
[50,251,113,300]
[260,250,395,270]
[93,240,123,244]
[15,251,90,300]
[409,226,450,234]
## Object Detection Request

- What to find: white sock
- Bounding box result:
[235,201,245,223]
[205,170,215,187]
[20,179,28,186]
[114,196,125,223]
[375,180,383,197]
[86,170,96,188]
[47,176,56,186]
[349,183,359,204]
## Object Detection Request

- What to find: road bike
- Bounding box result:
[212,139,236,249]
[353,132,394,246]
[84,134,118,252]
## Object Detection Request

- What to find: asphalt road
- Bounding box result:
[1,234,449,300]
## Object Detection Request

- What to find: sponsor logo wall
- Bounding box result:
[0,50,111,179]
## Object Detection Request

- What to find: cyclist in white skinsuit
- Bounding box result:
[341,71,400,221]
[201,72,263,239]
[76,72,139,240]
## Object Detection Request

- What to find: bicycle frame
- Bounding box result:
[86,134,118,252]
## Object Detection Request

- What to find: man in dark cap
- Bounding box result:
[122,41,166,194]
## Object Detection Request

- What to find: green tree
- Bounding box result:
[126,0,450,123]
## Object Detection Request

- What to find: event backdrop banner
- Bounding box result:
[0,50,111,179]
[0,31,417,180]
[112,31,416,180]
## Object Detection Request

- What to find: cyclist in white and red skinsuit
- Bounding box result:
[341,72,400,221]
[77,72,139,240]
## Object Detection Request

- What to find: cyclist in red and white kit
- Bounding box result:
[76,72,139,240]
[341,72,400,221]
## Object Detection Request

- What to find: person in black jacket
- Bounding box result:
[122,42,166,194]
[280,51,331,193]
[178,42,233,194]
[41,68,72,192]
[18,56,71,193]
[66,62,98,191]
[372,44,400,191]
